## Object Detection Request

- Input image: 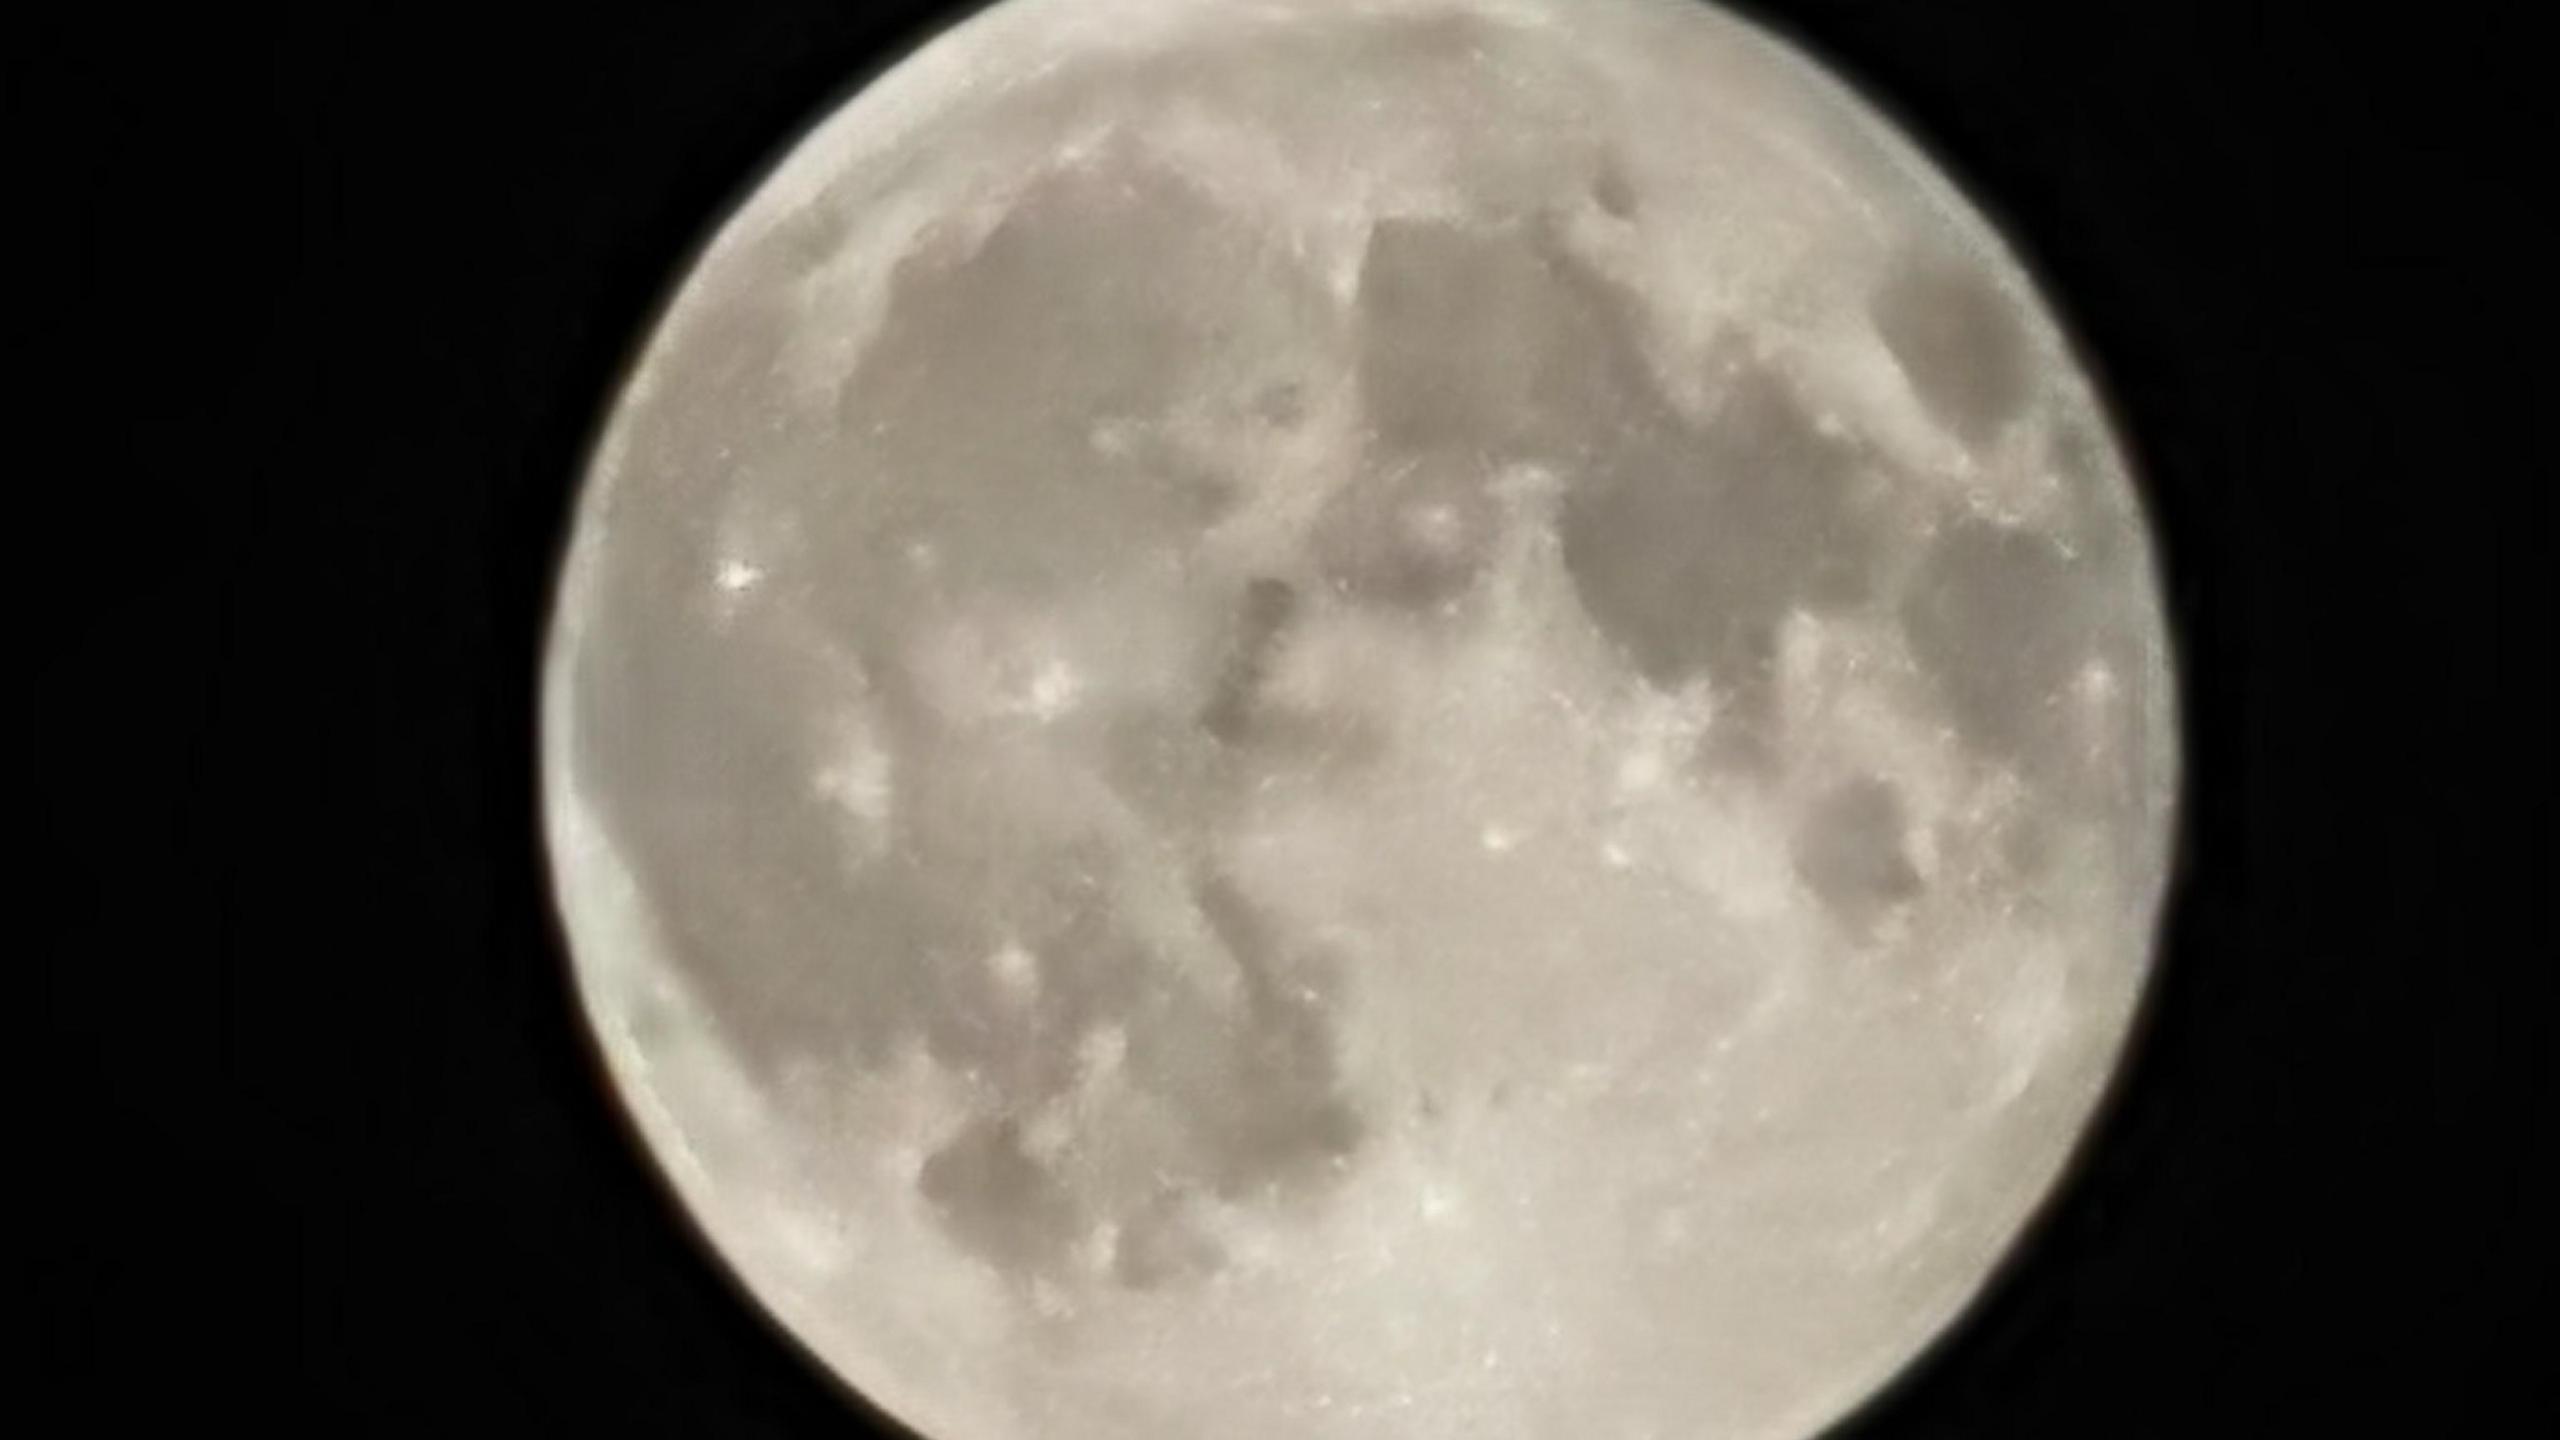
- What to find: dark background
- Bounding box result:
[32,1,2548,1433]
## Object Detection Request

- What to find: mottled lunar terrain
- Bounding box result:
[542,1,2179,1437]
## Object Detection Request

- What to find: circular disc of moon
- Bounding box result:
[541,1,2179,1436]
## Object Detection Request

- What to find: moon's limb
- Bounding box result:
[541,2,2179,1437]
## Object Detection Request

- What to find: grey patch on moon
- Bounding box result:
[541,2,2179,1439]
[1871,252,2035,446]
[1313,453,1504,610]
[1559,365,1885,769]
[1794,776,1926,930]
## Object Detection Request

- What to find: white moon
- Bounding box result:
[541,1,2178,1436]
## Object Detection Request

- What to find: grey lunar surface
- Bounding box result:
[541,1,2180,1437]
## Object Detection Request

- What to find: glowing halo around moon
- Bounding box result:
[540,0,2179,1436]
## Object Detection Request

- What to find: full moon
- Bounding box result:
[541,0,2178,1436]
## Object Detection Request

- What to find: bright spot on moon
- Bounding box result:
[540,1,2180,1437]
[714,557,764,594]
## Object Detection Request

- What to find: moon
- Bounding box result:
[541,1,2178,1436]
